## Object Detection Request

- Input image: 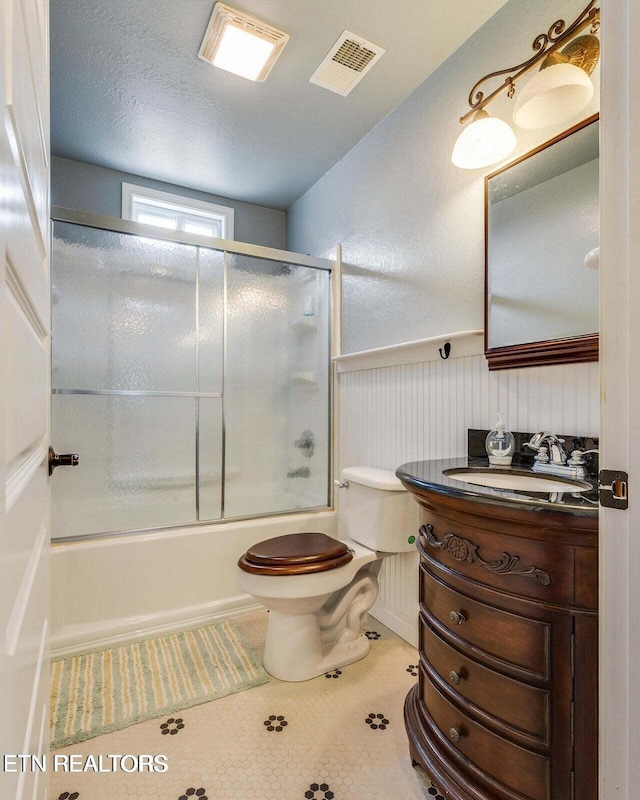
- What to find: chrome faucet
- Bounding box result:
[526,432,567,465]
[526,432,598,480]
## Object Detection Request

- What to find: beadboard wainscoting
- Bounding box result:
[338,347,600,646]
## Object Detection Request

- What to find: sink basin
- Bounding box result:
[443,467,592,494]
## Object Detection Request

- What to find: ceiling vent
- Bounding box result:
[309,30,385,96]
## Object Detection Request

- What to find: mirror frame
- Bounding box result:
[484,113,599,371]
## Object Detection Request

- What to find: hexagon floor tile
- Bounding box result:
[50,613,446,800]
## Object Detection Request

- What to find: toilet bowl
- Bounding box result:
[236,467,418,681]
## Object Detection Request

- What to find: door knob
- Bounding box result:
[449,727,462,743]
[49,446,79,476]
[449,670,462,685]
[449,610,466,625]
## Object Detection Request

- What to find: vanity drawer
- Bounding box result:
[421,566,550,680]
[419,516,574,605]
[421,616,550,744]
[421,667,551,800]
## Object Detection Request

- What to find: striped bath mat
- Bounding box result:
[50,621,268,750]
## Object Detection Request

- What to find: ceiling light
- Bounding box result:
[513,50,595,129]
[199,3,289,82]
[451,110,517,170]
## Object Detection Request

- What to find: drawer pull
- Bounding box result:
[449,727,462,743]
[449,670,461,685]
[449,610,466,625]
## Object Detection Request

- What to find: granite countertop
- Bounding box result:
[396,457,599,517]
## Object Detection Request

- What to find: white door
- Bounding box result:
[1,0,52,798]
[600,0,640,797]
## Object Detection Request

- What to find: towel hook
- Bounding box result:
[439,342,451,360]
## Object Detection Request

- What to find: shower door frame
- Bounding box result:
[50,206,335,541]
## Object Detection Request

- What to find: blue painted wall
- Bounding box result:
[52,157,287,249]
[286,0,599,354]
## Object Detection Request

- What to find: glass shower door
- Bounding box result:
[225,254,331,518]
[50,217,332,539]
[51,221,224,537]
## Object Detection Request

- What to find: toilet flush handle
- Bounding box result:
[334,479,349,489]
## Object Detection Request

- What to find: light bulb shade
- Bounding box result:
[584,246,600,271]
[513,63,594,129]
[451,114,517,170]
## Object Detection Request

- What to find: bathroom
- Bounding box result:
[0,0,637,798]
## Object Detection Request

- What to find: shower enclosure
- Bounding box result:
[50,209,332,540]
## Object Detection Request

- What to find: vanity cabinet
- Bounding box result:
[401,484,598,800]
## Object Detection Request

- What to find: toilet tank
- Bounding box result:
[340,466,419,553]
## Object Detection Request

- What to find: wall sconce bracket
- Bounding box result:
[459,1,600,124]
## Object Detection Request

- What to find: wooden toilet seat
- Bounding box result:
[238,532,353,576]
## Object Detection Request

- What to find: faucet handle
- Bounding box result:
[524,436,550,460]
[567,448,599,467]
[535,445,550,463]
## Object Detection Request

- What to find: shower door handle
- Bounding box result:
[294,430,315,458]
[48,446,79,476]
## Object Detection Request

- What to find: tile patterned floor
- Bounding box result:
[50,613,444,800]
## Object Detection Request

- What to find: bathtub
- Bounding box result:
[51,510,337,657]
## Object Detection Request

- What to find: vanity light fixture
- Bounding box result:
[513,35,599,129]
[199,3,289,82]
[451,110,516,170]
[452,1,600,169]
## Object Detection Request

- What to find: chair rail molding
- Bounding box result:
[333,330,484,373]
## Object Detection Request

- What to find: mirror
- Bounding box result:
[485,115,599,370]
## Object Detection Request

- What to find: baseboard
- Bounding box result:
[369,599,418,648]
[50,594,262,658]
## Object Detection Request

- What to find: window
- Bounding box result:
[122,183,234,239]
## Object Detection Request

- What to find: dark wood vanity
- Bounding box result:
[398,460,598,800]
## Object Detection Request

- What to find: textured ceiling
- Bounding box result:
[50,0,507,210]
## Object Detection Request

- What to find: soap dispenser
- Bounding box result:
[485,414,515,466]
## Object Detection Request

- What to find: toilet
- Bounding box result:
[236,467,418,681]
